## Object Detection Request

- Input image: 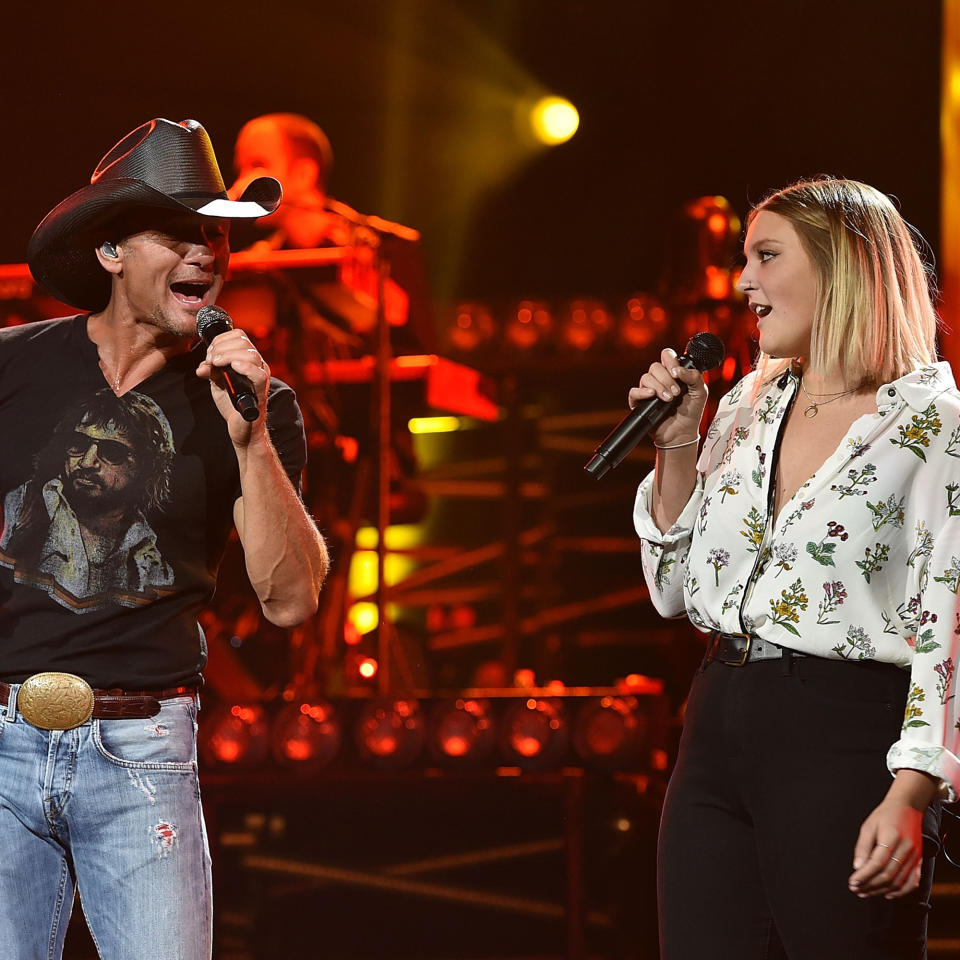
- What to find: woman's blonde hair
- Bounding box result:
[748,177,938,387]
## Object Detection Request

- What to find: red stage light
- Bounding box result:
[499,698,569,769]
[504,300,553,351]
[358,657,378,679]
[572,697,648,769]
[513,668,536,688]
[271,701,342,769]
[558,299,613,351]
[200,703,270,767]
[355,699,425,769]
[443,301,497,353]
[428,698,496,766]
[618,295,668,350]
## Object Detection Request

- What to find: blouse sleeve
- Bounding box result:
[886,450,960,802]
[633,470,704,618]
[632,374,756,618]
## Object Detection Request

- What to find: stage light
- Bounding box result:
[348,602,379,635]
[345,652,380,684]
[271,700,341,769]
[499,698,569,769]
[572,696,648,770]
[355,699,425,769]
[442,301,497,354]
[200,703,270,767]
[408,416,462,434]
[428,698,496,766]
[618,294,669,351]
[531,96,579,145]
[558,299,614,351]
[513,668,537,688]
[503,300,553,351]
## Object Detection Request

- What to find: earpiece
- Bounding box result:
[100,241,118,259]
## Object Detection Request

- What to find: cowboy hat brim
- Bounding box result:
[28,175,281,311]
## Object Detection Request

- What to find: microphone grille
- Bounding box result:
[195,304,232,339]
[686,332,725,372]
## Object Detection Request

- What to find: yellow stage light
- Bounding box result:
[408,416,462,434]
[531,96,579,145]
[355,524,424,550]
[348,602,380,635]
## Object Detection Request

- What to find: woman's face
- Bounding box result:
[737,210,819,360]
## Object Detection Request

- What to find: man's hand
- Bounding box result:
[195,328,270,445]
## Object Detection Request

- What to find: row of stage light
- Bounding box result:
[442,293,745,356]
[199,685,668,775]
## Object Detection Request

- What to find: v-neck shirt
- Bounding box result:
[0,315,306,689]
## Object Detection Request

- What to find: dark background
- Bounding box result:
[0,0,941,305]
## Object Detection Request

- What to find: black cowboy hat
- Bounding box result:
[28,118,282,310]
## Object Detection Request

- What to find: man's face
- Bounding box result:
[64,420,140,513]
[112,210,229,337]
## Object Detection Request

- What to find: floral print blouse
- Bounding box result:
[633,362,960,801]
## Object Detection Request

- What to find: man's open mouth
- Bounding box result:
[169,281,212,307]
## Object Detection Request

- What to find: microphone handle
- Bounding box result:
[200,318,261,422]
[584,354,697,479]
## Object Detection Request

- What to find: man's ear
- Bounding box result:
[95,241,124,274]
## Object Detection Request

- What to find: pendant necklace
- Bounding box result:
[800,377,857,418]
[101,356,122,394]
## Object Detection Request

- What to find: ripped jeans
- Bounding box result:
[0,688,212,960]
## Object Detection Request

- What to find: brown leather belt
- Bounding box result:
[0,674,195,730]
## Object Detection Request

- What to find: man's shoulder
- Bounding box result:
[0,315,83,351]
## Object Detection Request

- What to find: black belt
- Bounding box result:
[705,631,806,667]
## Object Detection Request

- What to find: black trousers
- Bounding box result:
[658,655,941,960]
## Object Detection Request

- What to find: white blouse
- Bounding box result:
[634,362,960,801]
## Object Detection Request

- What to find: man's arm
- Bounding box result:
[197,327,328,627]
[232,433,328,627]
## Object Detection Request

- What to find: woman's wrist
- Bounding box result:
[887,768,940,811]
[654,435,699,450]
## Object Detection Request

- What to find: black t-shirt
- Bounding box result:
[0,315,306,689]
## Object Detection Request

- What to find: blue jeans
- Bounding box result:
[0,686,212,960]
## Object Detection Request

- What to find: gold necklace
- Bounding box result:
[800,377,857,418]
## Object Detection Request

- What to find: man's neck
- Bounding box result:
[86,303,194,394]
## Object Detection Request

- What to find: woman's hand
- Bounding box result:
[628,347,708,448]
[848,770,938,899]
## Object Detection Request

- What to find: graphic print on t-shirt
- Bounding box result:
[0,388,177,611]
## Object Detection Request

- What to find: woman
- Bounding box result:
[632,178,956,959]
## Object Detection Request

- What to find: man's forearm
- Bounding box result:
[233,431,328,627]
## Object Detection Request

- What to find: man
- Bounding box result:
[1,389,176,608]
[0,118,328,959]
[230,112,345,251]
[227,111,432,349]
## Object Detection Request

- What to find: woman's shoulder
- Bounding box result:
[715,367,783,411]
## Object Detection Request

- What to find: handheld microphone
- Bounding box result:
[584,332,725,480]
[196,305,260,422]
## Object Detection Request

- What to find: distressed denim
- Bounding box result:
[0,688,212,960]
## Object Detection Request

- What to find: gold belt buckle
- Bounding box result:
[18,672,95,730]
[730,632,753,666]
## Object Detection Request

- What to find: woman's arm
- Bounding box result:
[628,347,709,533]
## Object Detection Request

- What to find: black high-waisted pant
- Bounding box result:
[658,654,941,959]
